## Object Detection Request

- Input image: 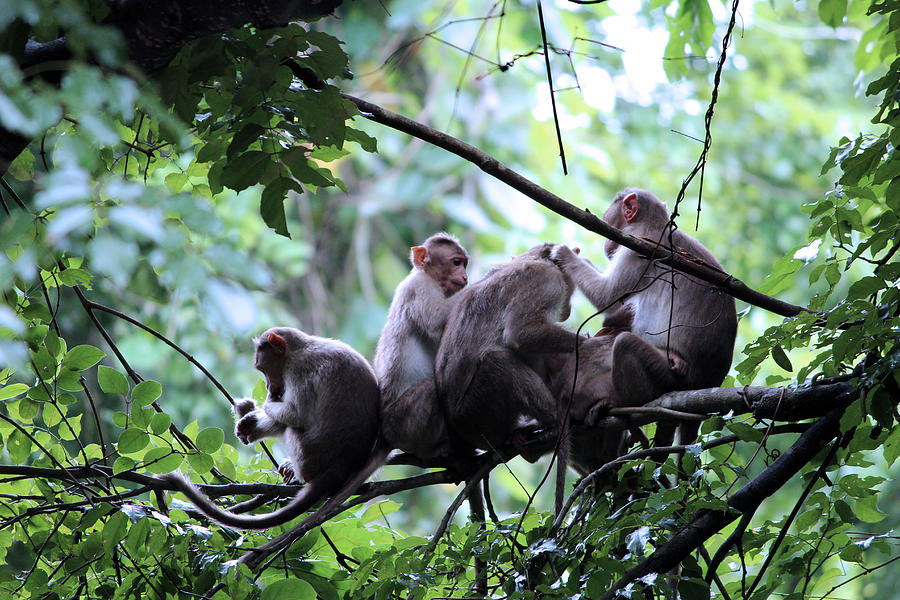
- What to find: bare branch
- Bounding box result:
[344,94,808,318]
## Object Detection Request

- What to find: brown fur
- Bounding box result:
[554,188,737,445]
[163,327,382,529]
[435,244,579,462]
[374,233,468,460]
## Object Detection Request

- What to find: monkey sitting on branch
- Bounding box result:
[162,327,383,530]
[435,243,582,462]
[375,233,469,463]
[552,188,737,448]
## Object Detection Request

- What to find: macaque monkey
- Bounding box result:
[162,327,382,530]
[435,244,581,462]
[547,331,629,475]
[552,188,737,446]
[374,233,468,461]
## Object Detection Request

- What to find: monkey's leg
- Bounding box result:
[468,481,487,596]
[609,332,680,407]
[609,332,689,456]
[458,350,557,462]
[382,380,452,461]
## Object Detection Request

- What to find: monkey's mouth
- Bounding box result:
[268,385,285,402]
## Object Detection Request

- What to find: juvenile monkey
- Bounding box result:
[435,244,580,462]
[375,233,468,461]
[553,188,737,444]
[547,331,629,475]
[162,327,382,530]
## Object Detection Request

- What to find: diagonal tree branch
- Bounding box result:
[343,94,808,318]
[596,405,846,600]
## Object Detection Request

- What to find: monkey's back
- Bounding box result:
[295,337,381,485]
[630,228,737,388]
[435,254,565,403]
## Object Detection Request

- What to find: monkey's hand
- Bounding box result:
[584,401,613,427]
[235,412,259,445]
[234,397,258,418]
[549,244,578,268]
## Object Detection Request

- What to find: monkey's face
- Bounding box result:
[427,244,469,296]
[254,332,288,401]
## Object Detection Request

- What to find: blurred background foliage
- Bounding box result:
[0,0,898,597]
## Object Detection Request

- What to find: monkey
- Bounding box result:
[374,233,468,461]
[435,243,582,463]
[552,188,737,447]
[162,327,383,530]
[545,330,630,475]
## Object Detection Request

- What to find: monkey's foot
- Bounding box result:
[277,460,297,483]
[511,427,557,463]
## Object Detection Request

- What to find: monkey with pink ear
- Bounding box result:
[374,233,469,462]
[552,188,737,447]
[162,326,384,530]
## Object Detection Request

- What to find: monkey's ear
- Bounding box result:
[622,192,639,222]
[411,246,428,269]
[267,333,287,355]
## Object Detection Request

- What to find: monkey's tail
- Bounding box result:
[159,472,322,531]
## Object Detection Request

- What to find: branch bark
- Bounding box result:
[343,94,808,319]
[596,406,846,600]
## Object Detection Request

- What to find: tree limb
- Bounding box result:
[343,94,808,318]
[596,406,846,600]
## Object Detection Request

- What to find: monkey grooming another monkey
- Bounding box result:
[435,243,581,462]
[553,188,737,446]
[162,327,382,530]
[375,233,468,461]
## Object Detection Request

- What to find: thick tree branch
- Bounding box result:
[596,406,846,600]
[587,381,854,431]
[344,94,808,318]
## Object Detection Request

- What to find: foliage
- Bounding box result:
[0,0,898,598]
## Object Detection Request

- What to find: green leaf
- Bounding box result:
[770,345,793,372]
[261,578,316,600]
[344,127,378,152]
[118,428,150,454]
[219,150,270,192]
[196,427,224,453]
[150,413,171,435]
[188,452,214,474]
[97,365,129,395]
[102,512,129,553]
[132,380,161,406]
[57,267,92,288]
[260,177,300,237]
[63,345,105,371]
[113,456,136,475]
[143,448,183,474]
[854,496,886,523]
[0,383,29,401]
[726,421,764,442]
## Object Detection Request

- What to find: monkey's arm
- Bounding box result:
[554,245,641,311]
[235,409,286,444]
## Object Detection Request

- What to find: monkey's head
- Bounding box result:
[603,188,668,257]
[412,233,469,297]
[253,329,288,401]
[518,243,556,262]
